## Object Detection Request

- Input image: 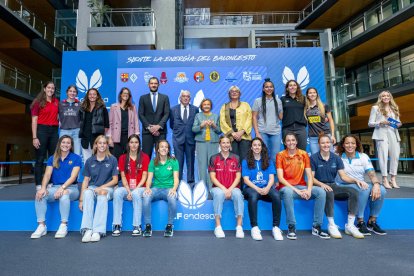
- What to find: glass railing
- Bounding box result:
[0,60,60,97]
[90,8,155,27]
[184,12,301,26]
[332,0,414,48]
[55,9,77,50]
[0,0,72,51]
[344,59,414,99]
[299,0,327,21]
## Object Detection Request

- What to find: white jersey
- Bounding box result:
[335,152,374,183]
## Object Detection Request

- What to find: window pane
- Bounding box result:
[384,52,402,86]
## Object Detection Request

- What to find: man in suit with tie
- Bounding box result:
[139,77,170,158]
[170,90,199,186]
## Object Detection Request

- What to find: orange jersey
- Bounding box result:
[276,149,310,189]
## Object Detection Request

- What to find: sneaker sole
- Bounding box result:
[131,233,141,236]
[329,234,342,239]
[55,233,67,239]
[367,228,387,236]
[287,235,297,240]
[112,233,121,237]
[312,231,331,239]
[31,231,47,239]
[345,229,365,239]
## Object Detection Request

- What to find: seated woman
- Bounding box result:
[31,135,81,239]
[112,134,150,237]
[79,135,118,243]
[335,134,387,236]
[310,134,364,239]
[209,136,244,239]
[277,132,329,240]
[142,140,179,237]
[242,137,283,241]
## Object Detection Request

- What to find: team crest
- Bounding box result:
[120,73,129,82]
[209,71,220,82]
[193,71,204,83]
[160,72,168,84]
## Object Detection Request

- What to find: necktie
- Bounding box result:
[152,93,156,112]
[183,106,188,123]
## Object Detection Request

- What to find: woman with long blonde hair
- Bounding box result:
[368,91,401,189]
[304,87,336,154]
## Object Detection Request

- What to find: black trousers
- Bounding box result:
[111,132,128,160]
[173,141,195,184]
[324,183,359,217]
[35,125,58,186]
[142,133,166,159]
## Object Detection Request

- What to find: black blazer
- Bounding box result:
[138,93,170,135]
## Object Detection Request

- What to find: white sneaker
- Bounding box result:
[31,224,47,239]
[345,223,365,239]
[55,224,68,239]
[250,226,263,241]
[272,226,284,241]
[236,226,244,239]
[82,229,93,243]
[328,224,342,239]
[91,232,101,242]
[214,226,225,238]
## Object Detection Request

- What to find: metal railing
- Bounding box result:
[89,8,155,27]
[299,0,327,21]
[0,60,61,97]
[0,0,72,51]
[184,12,301,26]
[332,0,414,48]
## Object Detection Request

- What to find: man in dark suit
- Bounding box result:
[139,77,170,158]
[170,90,199,185]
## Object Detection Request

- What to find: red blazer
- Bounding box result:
[108,103,140,143]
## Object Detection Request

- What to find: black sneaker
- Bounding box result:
[367,221,387,235]
[357,221,371,236]
[287,224,297,240]
[312,225,330,239]
[132,225,142,236]
[164,224,174,237]
[143,224,152,237]
[112,225,121,237]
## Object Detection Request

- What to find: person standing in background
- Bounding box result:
[280,80,307,151]
[59,85,81,156]
[108,87,140,160]
[31,81,59,187]
[170,90,198,186]
[138,77,170,158]
[368,91,402,189]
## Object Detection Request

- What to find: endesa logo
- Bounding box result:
[176,181,214,220]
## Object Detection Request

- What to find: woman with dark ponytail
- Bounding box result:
[252,78,283,161]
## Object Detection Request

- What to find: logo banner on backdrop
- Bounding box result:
[61,48,326,230]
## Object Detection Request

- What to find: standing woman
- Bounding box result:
[79,88,109,161]
[31,81,59,188]
[142,140,179,237]
[192,98,221,191]
[281,80,307,151]
[220,86,252,162]
[209,136,244,239]
[112,134,150,236]
[79,135,118,243]
[305,87,336,155]
[242,137,283,241]
[31,135,81,239]
[252,78,283,160]
[335,135,387,235]
[368,91,402,189]
[108,87,140,160]
[59,85,81,156]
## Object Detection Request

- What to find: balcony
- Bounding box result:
[87,8,156,49]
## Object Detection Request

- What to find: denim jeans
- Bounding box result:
[35,125,59,185]
[243,186,281,227]
[35,185,79,222]
[336,182,386,219]
[210,187,244,218]
[113,187,144,227]
[260,132,281,163]
[59,128,81,156]
[143,188,177,225]
[279,185,326,226]
[309,135,335,155]
[80,186,114,234]
[324,183,359,217]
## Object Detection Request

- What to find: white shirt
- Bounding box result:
[151,92,158,108]
[180,104,189,120]
[336,152,374,183]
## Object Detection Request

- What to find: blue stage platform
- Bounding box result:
[1,198,413,231]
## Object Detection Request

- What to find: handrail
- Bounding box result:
[299,0,328,22]
[89,8,156,28]
[184,11,301,25]
[1,0,71,51]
